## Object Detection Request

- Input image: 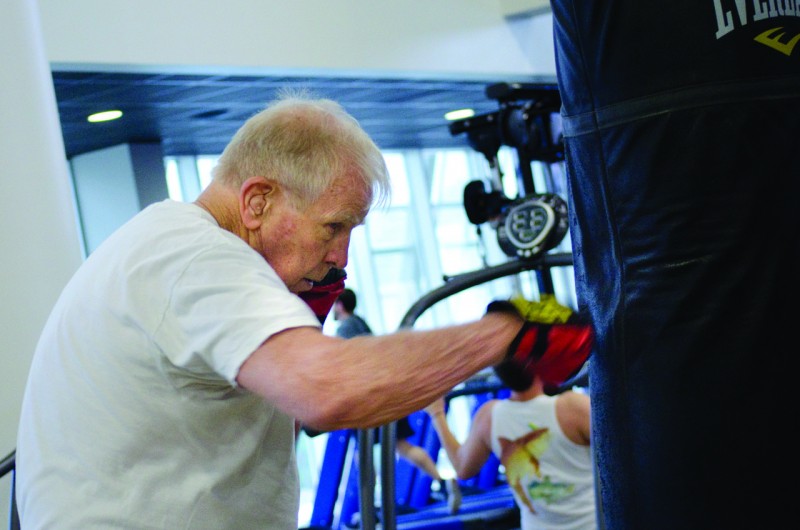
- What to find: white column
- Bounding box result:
[0,0,83,494]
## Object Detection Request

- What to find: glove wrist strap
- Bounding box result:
[507,321,550,363]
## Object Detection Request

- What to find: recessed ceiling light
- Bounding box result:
[87,110,123,123]
[444,108,475,121]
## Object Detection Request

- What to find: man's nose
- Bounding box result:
[326,232,351,269]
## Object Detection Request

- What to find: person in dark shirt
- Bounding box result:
[332,288,372,338]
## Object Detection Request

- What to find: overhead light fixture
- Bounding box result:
[87,110,123,123]
[444,108,475,121]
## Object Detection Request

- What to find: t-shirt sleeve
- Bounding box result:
[153,243,321,385]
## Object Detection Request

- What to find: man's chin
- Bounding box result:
[292,279,315,293]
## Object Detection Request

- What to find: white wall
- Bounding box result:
[1,0,84,509]
[37,0,555,77]
[71,143,169,254]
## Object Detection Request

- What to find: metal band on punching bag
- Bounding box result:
[551,2,800,528]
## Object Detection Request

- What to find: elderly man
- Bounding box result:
[16,92,592,529]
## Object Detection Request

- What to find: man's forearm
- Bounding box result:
[239,314,519,430]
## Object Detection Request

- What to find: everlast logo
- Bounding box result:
[714,0,800,55]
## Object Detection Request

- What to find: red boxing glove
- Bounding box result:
[487,300,594,392]
[505,320,593,389]
[299,268,347,324]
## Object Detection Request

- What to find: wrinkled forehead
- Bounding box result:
[333,170,373,208]
[311,171,373,224]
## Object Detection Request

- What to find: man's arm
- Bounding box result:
[555,390,592,446]
[237,313,519,431]
[425,397,494,480]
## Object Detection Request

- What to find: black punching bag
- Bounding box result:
[551,2,800,529]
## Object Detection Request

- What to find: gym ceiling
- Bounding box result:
[51,71,556,158]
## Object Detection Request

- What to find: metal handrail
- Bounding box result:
[1,450,20,530]
[0,450,14,478]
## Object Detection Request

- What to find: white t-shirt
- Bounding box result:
[16,200,321,529]
[490,394,597,530]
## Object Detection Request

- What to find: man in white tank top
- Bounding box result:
[426,356,597,529]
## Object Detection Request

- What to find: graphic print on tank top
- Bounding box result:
[498,423,575,514]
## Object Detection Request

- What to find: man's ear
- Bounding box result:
[239,176,276,230]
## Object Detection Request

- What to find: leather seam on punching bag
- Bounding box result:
[561,73,800,138]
